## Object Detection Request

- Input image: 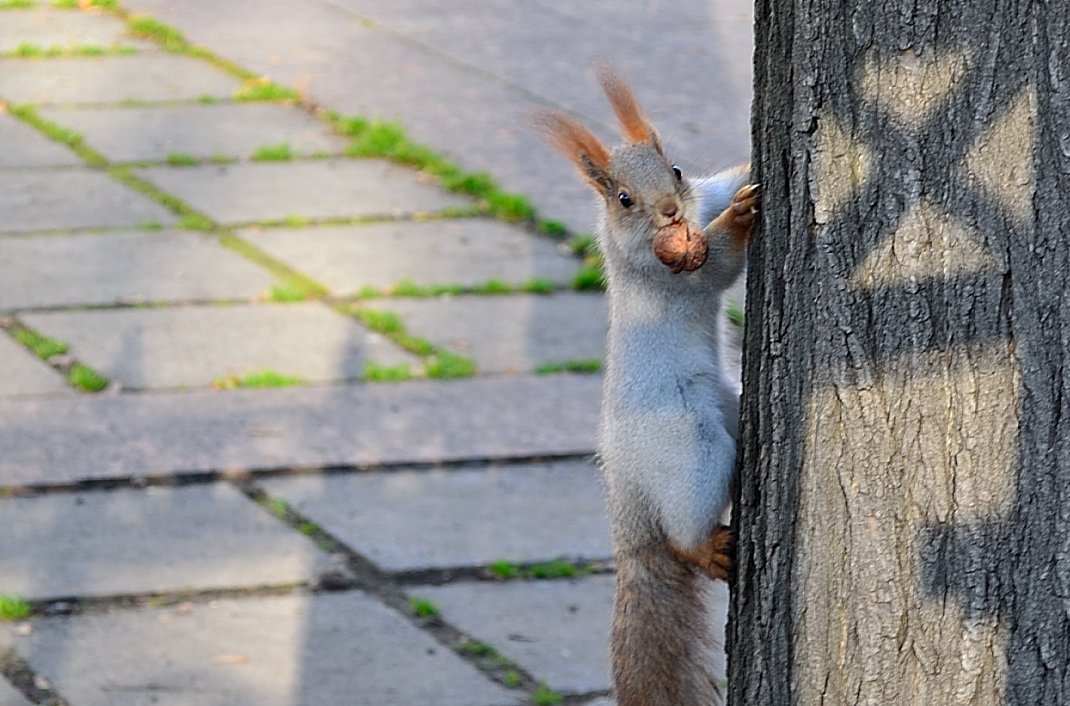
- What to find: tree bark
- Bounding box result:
[728,1,1070,704]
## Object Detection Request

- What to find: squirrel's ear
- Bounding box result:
[532,109,614,197]
[597,65,661,151]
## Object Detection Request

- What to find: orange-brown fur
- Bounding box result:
[612,542,720,706]
[533,67,755,706]
[598,65,658,145]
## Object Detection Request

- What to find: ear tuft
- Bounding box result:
[531,108,613,195]
[597,65,658,147]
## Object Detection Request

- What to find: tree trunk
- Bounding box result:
[728,1,1070,704]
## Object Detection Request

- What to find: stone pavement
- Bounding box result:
[0,1,751,704]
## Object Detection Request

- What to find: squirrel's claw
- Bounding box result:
[669,525,735,582]
[730,183,761,228]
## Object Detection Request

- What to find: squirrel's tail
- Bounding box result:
[611,544,721,706]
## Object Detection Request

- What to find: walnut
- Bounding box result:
[652,220,708,273]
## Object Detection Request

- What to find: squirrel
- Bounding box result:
[534,67,758,705]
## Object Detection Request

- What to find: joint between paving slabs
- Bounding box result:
[0,646,71,706]
[234,479,561,697]
[0,317,111,392]
[0,452,598,511]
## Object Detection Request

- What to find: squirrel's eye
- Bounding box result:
[618,191,633,208]
[672,165,683,180]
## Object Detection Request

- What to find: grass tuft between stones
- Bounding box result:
[267,283,309,303]
[532,683,563,706]
[333,116,535,222]
[0,595,32,621]
[126,15,187,51]
[53,0,119,8]
[535,358,602,375]
[68,363,109,392]
[234,78,300,102]
[212,369,305,390]
[11,327,68,360]
[251,142,294,161]
[408,596,440,620]
[363,361,413,383]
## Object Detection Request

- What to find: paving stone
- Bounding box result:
[117,0,753,233]
[0,333,72,398]
[0,113,81,167]
[0,54,238,104]
[378,293,607,374]
[135,160,467,224]
[1,592,517,706]
[262,460,611,572]
[0,230,276,310]
[420,576,729,694]
[22,302,415,390]
[243,219,581,295]
[0,374,601,486]
[39,103,347,163]
[0,483,329,601]
[0,680,31,706]
[0,170,176,233]
[421,575,615,693]
[0,8,148,52]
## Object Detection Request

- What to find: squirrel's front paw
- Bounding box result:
[713,184,761,246]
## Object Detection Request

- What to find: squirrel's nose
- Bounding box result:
[658,199,680,220]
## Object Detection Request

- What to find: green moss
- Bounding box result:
[218,233,329,298]
[69,363,109,392]
[529,558,582,579]
[363,361,413,383]
[53,0,117,7]
[537,220,569,237]
[268,283,309,302]
[353,308,404,336]
[12,327,68,360]
[196,94,220,105]
[470,278,511,295]
[502,670,522,687]
[166,152,199,166]
[0,595,32,621]
[535,359,602,375]
[234,79,300,102]
[572,263,606,291]
[522,278,556,294]
[464,641,496,657]
[267,497,290,518]
[485,191,535,222]
[409,596,440,619]
[8,104,106,165]
[251,142,293,161]
[532,683,563,706]
[178,213,215,231]
[339,117,536,222]
[567,234,598,257]
[489,560,521,580]
[214,369,305,389]
[127,15,188,51]
[5,43,120,57]
[425,350,476,379]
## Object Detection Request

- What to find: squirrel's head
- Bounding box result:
[534,66,696,271]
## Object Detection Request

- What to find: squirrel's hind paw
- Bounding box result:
[670,525,735,582]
